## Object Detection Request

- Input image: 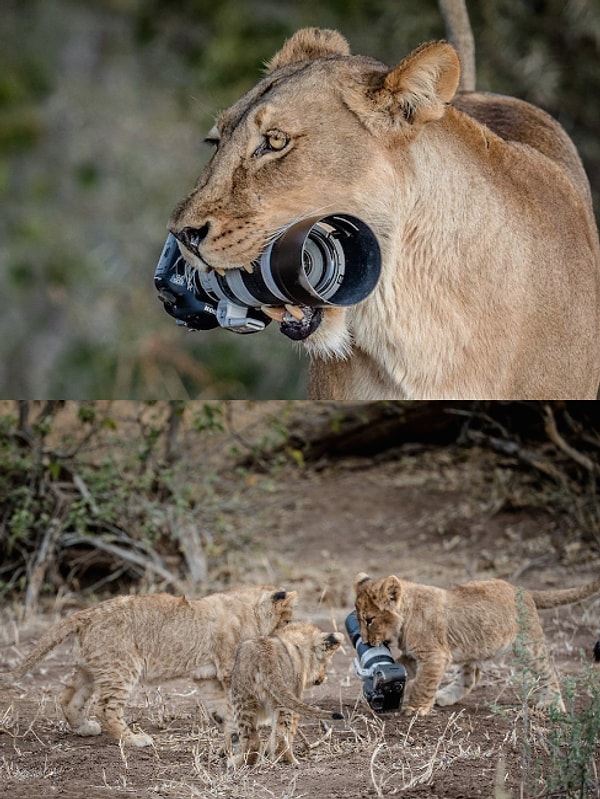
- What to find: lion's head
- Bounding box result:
[169,28,460,354]
[353,572,403,647]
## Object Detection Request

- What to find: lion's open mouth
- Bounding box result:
[262,305,324,340]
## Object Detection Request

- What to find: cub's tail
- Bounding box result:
[256,680,344,720]
[530,577,600,610]
[264,682,344,721]
[0,609,88,684]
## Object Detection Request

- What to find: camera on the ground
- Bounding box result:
[154,214,381,335]
[345,610,406,713]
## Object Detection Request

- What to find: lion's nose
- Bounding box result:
[173,223,210,256]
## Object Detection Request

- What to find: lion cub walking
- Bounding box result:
[229,621,343,767]
[354,572,600,716]
[1,586,296,747]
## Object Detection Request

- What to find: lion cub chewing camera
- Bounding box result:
[229,621,344,767]
[354,572,600,716]
[0,585,296,747]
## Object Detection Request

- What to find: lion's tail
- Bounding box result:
[0,610,87,684]
[530,577,600,609]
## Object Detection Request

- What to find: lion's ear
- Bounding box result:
[380,575,402,606]
[353,572,371,594]
[266,27,351,73]
[321,631,344,651]
[347,41,460,134]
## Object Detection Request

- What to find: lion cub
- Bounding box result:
[354,572,600,716]
[229,621,343,767]
[1,586,296,747]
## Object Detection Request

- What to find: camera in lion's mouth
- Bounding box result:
[154,214,381,337]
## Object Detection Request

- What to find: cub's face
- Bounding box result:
[311,630,344,685]
[354,573,402,647]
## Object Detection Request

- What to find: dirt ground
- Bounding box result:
[1,432,599,798]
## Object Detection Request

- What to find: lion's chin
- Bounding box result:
[279,306,324,341]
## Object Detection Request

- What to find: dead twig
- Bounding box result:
[24,511,66,619]
[464,430,566,483]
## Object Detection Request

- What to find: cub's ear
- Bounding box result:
[346,41,460,134]
[380,575,402,606]
[266,27,351,73]
[322,631,344,651]
[353,572,371,594]
[272,589,298,606]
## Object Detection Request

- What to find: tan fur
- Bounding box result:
[169,26,600,399]
[353,572,600,715]
[229,621,343,767]
[1,586,296,747]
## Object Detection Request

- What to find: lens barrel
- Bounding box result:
[195,214,380,308]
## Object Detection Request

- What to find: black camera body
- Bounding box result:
[154,214,381,335]
[345,611,406,713]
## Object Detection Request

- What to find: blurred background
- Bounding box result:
[1,0,599,399]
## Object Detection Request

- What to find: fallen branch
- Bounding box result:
[61,533,185,593]
[543,404,597,474]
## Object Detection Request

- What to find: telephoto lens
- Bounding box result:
[345,611,406,713]
[154,214,381,334]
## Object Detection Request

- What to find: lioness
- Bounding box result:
[353,572,600,715]
[0,586,296,747]
[229,621,343,767]
[169,17,600,399]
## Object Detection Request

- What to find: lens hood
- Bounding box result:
[264,214,381,307]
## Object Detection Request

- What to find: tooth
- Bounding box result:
[214,267,226,276]
[285,304,305,321]
[261,306,286,322]
[242,263,254,274]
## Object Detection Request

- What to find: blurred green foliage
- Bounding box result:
[1,0,599,398]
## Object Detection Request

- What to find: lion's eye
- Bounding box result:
[366,617,374,628]
[265,130,288,150]
[254,130,289,157]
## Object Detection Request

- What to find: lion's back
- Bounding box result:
[453,92,593,206]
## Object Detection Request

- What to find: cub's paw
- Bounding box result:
[123,731,154,748]
[227,753,244,770]
[402,703,433,716]
[227,751,260,769]
[74,719,102,737]
[434,690,459,707]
